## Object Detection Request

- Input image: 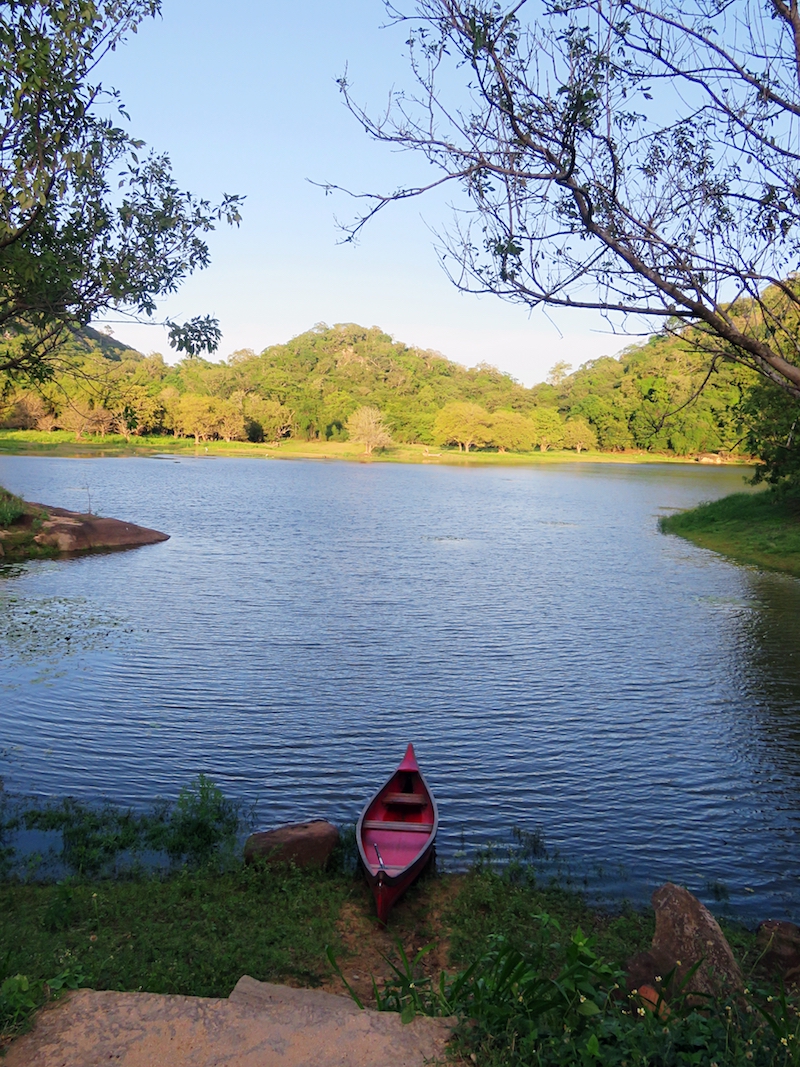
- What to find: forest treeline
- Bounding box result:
[0,321,762,455]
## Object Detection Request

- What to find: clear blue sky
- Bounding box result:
[96,0,634,386]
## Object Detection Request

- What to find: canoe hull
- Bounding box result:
[357,743,438,925]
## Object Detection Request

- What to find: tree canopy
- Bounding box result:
[0,0,242,381]
[335,0,800,399]
[0,320,758,460]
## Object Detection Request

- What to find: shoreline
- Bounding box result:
[660,491,800,578]
[0,429,755,468]
[0,498,169,561]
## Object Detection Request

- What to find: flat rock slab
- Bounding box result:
[30,503,169,553]
[5,976,456,1067]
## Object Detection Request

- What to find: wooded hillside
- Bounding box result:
[0,322,757,456]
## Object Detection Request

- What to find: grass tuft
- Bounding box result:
[0,486,24,527]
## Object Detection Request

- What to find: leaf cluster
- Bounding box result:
[0,1,243,381]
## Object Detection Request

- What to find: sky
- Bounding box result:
[95,0,638,386]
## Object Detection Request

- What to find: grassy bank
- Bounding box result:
[1,782,797,1064]
[3,861,795,1066]
[0,488,58,562]
[0,428,753,467]
[661,490,800,577]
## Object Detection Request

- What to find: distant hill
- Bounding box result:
[0,320,756,454]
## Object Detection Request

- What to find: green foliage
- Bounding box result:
[0,2,242,382]
[0,319,764,459]
[0,967,85,1043]
[433,401,493,450]
[0,486,24,526]
[331,910,799,1067]
[151,775,241,868]
[743,381,800,498]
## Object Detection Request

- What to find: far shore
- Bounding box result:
[0,429,756,468]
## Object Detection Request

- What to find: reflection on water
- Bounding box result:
[0,454,798,919]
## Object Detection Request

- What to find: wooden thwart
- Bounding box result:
[363,819,434,833]
[384,792,428,807]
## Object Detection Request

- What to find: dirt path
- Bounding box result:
[321,871,463,1006]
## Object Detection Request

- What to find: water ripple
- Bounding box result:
[1,456,799,918]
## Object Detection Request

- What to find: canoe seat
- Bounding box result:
[384,792,428,808]
[363,820,434,833]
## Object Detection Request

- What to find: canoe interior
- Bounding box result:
[360,766,436,879]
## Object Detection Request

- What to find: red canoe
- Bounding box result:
[357,743,439,925]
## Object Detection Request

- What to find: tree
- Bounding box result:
[0,1,242,382]
[487,408,535,451]
[528,407,564,451]
[336,0,800,400]
[743,382,800,498]
[241,396,294,443]
[345,405,393,453]
[433,400,491,450]
[172,394,221,444]
[562,417,597,454]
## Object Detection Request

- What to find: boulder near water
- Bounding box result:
[756,920,800,985]
[627,883,743,1004]
[244,820,339,868]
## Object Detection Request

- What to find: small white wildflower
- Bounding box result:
[579,995,586,1003]
[637,1007,646,1017]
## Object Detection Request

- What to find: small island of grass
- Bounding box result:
[660,491,800,578]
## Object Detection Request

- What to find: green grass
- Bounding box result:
[0,865,349,1000]
[0,486,25,527]
[661,490,800,577]
[444,866,655,973]
[0,429,754,467]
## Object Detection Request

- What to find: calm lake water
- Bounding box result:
[1,454,799,920]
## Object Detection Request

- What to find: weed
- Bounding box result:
[0,965,85,1043]
[0,487,24,527]
[329,822,359,874]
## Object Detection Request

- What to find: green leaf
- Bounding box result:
[577,998,601,1016]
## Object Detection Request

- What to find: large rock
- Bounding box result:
[3,977,456,1067]
[627,883,742,1004]
[244,820,339,868]
[756,920,800,985]
[31,504,169,554]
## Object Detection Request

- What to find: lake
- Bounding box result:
[1,454,799,920]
